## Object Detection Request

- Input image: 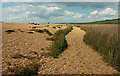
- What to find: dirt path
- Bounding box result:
[40,27,118,74]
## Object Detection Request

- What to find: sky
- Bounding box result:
[0,2,119,23]
[0,0,119,2]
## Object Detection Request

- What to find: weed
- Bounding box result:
[35,29,44,33]
[15,64,40,76]
[28,32,33,34]
[43,29,52,36]
[53,27,56,29]
[5,30,15,34]
[34,51,38,55]
[32,26,36,29]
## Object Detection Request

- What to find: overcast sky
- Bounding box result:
[1,2,118,23]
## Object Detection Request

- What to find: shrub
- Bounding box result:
[5,30,15,34]
[58,26,61,28]
[53,27,56,29]
[35,29,44,33]
[49,26,73,58]
[34,51,38,55]
[28,32,33,34]
[15,64,39,76]
[47,25,49,27]
[32,26,36,29]
[43,29,52,36]
[46,37,55,41]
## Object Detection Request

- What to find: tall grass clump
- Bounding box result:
[15,64,40,76]
[80,24,120,71]
[5,30,15,34]
[49,26,73,58]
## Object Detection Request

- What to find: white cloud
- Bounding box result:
[88,16,91,18]
[73,13,84,18]
[2,3,118,23]
[2,3,86,23]
[99,8,117,16]
[65,11,74,15]
[88,8,118,22]
[25,11,30,15]
[29,5,34,7]
[90,10,98,15]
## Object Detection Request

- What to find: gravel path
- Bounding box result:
[40,27,118,74]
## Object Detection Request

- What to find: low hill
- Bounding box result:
[83,18,120,24]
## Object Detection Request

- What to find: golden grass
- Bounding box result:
[80,24,120,71]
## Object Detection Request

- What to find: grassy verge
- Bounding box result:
[49,26,73,58]
[80,25,120,71]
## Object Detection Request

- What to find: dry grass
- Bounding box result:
[80,24,120,71]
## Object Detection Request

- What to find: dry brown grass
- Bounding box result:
[80,24,120,71]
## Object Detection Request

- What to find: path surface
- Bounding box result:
[40,27,118,74]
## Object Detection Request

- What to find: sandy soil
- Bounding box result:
[39,27,118,74]
[2,22,66,73]
[1,22,119,74]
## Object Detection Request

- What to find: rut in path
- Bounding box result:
[40,27,118,74]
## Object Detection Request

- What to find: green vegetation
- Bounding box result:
[46,37,55,41]
[49,26,73,58]
[83,19,120,24]
[5,30,15,34]
[35,29,44,33]
[30,23,40,25]
[47,25,49,27]
[28,31,33,34]
[32,26,37,29]
[15,64,40,76]
[43,29,52,36]
[53,27,56,29]
[80,25,120,71]
[58,26,61,28]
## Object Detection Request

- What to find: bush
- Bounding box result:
[43,29,52,36]
[15,64,39,76]
[53,27,56,29]
[5,30,15,34]
[35,29,44,33]
[28,32,33,34]
[58,26,61,28]
[32,26,36,29]
[49,26,73,58]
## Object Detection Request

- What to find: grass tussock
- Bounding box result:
[80,24,120,71]
[35,29,44,33]
[53,27,56,29]
[49,26,73,58]
[5,30,15,34]
[30,23,40,25]
[32,26,37,29]
[46,37,55,41]
[15,64,40,76]
[28,31,33,34]
[43,29,52,36]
